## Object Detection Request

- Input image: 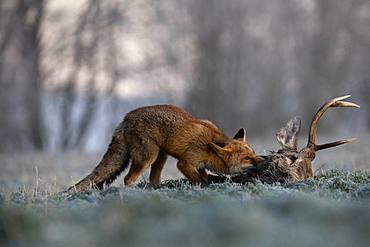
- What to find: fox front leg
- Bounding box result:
[177,160,208,187]
[197,168,209,185]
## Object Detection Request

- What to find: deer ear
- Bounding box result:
[276,116,301,150]
[233,128,246,142]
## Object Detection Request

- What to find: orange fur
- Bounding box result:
[68,105,262,191]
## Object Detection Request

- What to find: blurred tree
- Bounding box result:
[44,0,181,150]
[184,0,370,136]
[42,0,127,150]
[298,0,370,132]
[185,0,297,135]
[0,0,44,152]
[185,0,251,135]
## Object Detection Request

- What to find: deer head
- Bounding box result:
[277,95,360,180]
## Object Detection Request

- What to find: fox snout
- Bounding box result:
[228,155,265,174]
[253,156,265,164]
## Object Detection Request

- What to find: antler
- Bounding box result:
[307,95,360,151]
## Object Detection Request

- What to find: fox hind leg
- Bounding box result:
[124,142,159,186]
[149,150,168,186]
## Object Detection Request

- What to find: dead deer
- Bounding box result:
[208,95,360,184]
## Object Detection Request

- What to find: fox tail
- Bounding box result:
[67,126,130,192]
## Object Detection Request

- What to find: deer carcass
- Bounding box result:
[208,95,360,184]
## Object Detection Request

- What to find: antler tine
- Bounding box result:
[307,95,360,149]
[332,101,360,108]
[315,138,357,151]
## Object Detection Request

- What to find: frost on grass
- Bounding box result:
[0,169,370,247]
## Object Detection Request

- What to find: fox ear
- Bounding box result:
[209,142,232,157]
[233,128,246,142]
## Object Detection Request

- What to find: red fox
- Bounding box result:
[68,105,263,192]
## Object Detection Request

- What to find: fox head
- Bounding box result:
[210,128,264,174]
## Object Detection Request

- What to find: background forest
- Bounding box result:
[1,0,369,153]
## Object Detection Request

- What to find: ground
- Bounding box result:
[0,136,369,247]
[0,170,369,247]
